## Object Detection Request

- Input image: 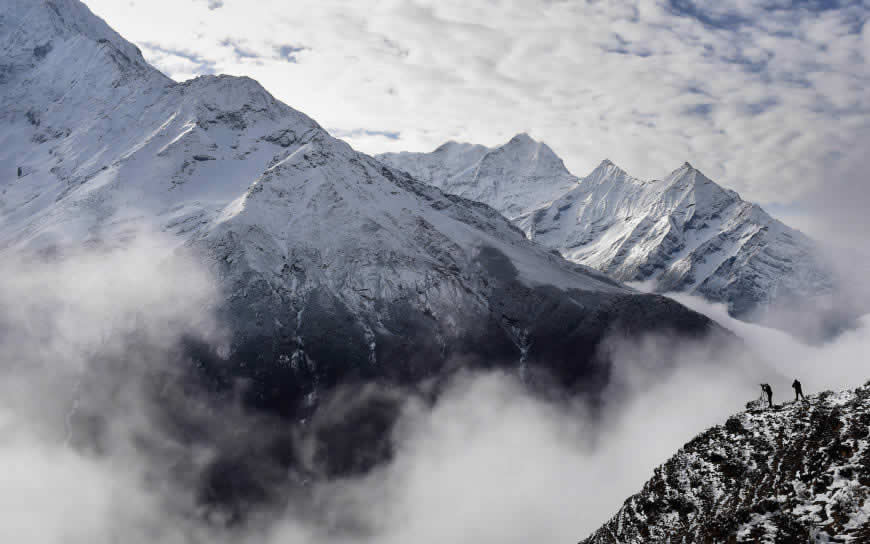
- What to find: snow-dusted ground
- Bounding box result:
[580,384,870,543]
[380,138,839,332]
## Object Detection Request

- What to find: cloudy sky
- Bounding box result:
[84,0,869,242]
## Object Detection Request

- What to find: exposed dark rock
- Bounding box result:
[580,385,870,543]
[33,41,53,59]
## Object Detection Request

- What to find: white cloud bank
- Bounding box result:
[1,237,869,543]
[82,0,870,243]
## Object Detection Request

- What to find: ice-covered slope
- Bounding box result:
[533,160,835,320]
[0,1,721,416]
[381,139,837,330]
[380,134,580,221]
[580,384,870,543]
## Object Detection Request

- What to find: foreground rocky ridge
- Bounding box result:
[580,384,870,543]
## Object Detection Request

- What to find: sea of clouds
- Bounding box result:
[1,235,868,543]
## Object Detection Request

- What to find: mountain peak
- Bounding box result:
[507,132,536,146]
[666,161,715,186]
[433,140,460,153]
[480,134,575,191]
[661,161,745,211]
[495,133,565,166]
[3,0,151,71]
[585,158,631,184]
[379,132,578,221]
[594,158,624,172]
[430,140,489,157]
[179,74,298,120]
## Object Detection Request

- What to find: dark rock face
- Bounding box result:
[64,334,416,526]
[192,242,721,419]
[166,233,724,526]
[580,385,870,544]
[33,41,53,59]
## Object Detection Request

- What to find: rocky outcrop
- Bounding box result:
[580,384,870,543]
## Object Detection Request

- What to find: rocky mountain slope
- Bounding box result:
[379,139,839,333]
[580,384,870,543]
[0,0,723,417]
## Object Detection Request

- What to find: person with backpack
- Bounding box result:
[760,383,773,408]
[792,379,805,402]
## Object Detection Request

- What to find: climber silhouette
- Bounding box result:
[760,383,773,408]
[792,379,805,402]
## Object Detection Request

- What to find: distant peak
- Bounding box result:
[668,161,701,179]
[182,74,276,105]
[429,140,490,159]
[592,158,627,175]
[433,140,460,153]
[664,162,741,203]
[507,132,536,146]
[4,0,164,83]
[582,159,634,187]
[34,0,146,62]
[184,74,266,91]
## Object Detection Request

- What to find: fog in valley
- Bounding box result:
[1,237,867,544]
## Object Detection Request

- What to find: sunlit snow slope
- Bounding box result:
[380,138,840,335]
[0,0,721,415]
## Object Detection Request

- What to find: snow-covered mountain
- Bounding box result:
[379,138,839,334]
[580,384,870,543]
[0,0,722,416]
[381,134,580,222]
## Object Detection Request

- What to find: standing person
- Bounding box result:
[761,383,773,408]
[792,379,805,402]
